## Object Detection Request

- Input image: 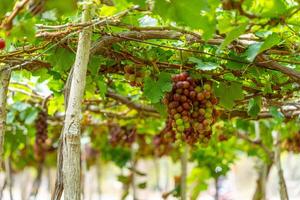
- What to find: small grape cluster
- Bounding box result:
[282,133,300,153]
[163,72,219,144]
[124,66,144,86]
[214,123,232,142]
[34,110,48,162]
[108,123,136,148]
[153,127,176,156]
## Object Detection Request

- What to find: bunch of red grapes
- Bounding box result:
[34,110,48,162]
[282,133,300,153]
[124,66,144,87]
[163,72,219,144]
[108,123,136,148]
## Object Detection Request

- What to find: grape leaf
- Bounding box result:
[45,0,77,16]
[97,75,107,99]
[259,33,281,54]
[153,0,217,40]
[144,72,172,103]
[189,57,219,71]
[157,72,172,92]
[213,82,244,109]
[144,78,164,104]
[269,106,284,122]
[243,43,262,62]
[244,33,281,61]
[219,24,247,50]
[47,48,75,72]
[24,109,39,124]
[247,97,262,117]
[10,18,36,42]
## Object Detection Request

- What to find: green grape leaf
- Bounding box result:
[153,0,217,40]
[47,48,75,72]
[219,24,247,50]
[269,106,284,122]
[6,111,16,124]
[243,43,262,62]
[12,102,30,112]
[213,82,244,109]
[259,33,281,54]
[157,72,172,92]
[24,109,39,124]
[32,68,51,82]
[10,18,36,42]
[144,78,163,104]
[88,58,100,75]
[144,72,172,104]
[260,0,288,18]
[153,102,167,117]
[244,33,281,61]
[96,75,107,99]
[247,97,262,117]
[189,57,219,71]
[0,0,12,16]
[45,0,77,16]
[48,95,64,115]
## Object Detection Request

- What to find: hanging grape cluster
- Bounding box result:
[34,109,48,162]
[124,66,144,86]
[282,133,300,153]
[108,123,136,148]
[162,72,219,144]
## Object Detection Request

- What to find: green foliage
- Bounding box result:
[247,97,262,117]
[45,0,78,16]
[153,0,218,40]
[188,57,219,71]
[47,48,75,73]
[144,72,172,103]
[244,33,281,61]
[10,18,36,42]
[219,24,247,51]
[243,0,288,18]
[269,106,284,123]
[96,75,107,99]
[101,146,131,167]
[213,82,244,109]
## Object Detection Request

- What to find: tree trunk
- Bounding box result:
[0,66,11,167]
[0,177,7,200]
[214,177,219,200]
[180,144,188,200]
[61,3,93,200]
[4,157,13,200]
[131,148,137,200]
[252,161,272,200]
[28,164,43,199]
[153,157,160,191]
[51,136,64,200]
[274,131,289,200]
[96,157,102,200]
